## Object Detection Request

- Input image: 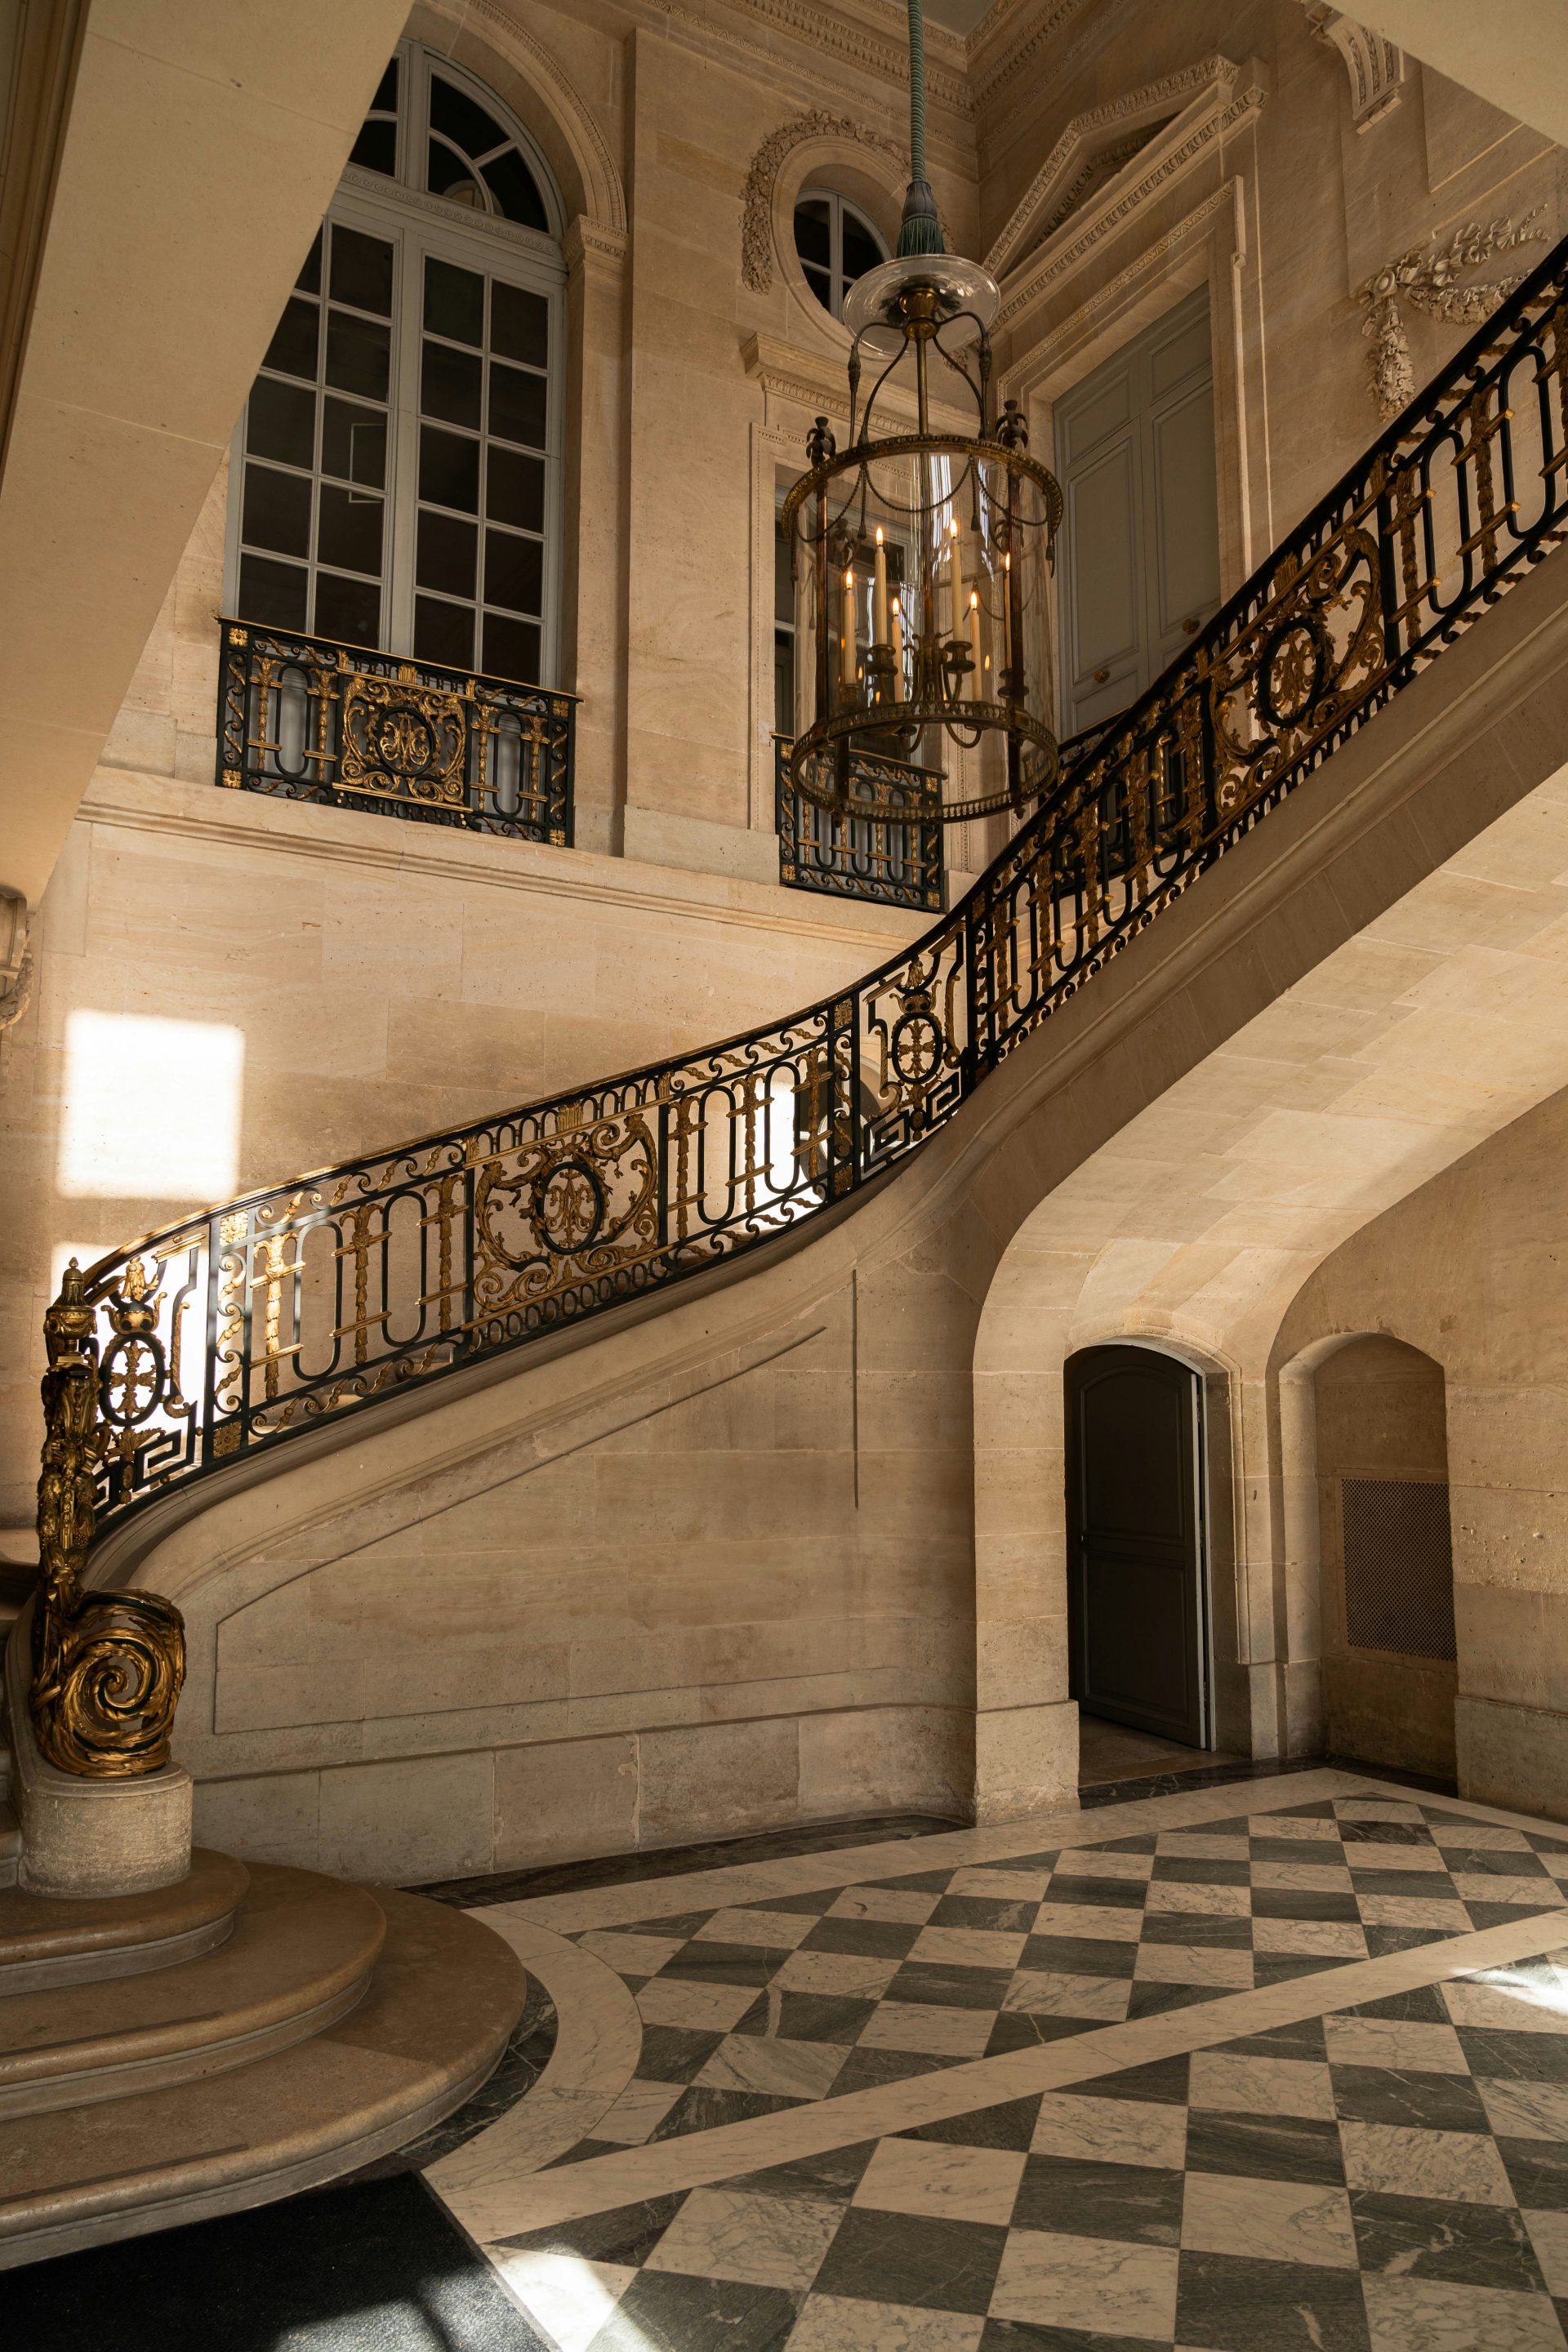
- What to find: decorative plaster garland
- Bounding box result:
[741,110,916,292]
[1357,215,1546,421]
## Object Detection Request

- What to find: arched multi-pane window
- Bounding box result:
[793,189,887,321]
[226,44,564,688]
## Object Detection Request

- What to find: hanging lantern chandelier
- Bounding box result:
[781,0,1062,826]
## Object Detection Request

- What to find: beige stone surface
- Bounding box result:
[7,0,1568,1884]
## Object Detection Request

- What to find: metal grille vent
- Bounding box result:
[1342,1477,1456,1662]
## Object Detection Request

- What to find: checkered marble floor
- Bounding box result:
[492,1939,1568,2350]
[558,1791,1568,2158]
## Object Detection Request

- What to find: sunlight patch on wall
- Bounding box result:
[58,1011,245,1201]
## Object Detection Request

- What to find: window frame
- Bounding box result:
[793,186,889,323]
[223,48,567,690]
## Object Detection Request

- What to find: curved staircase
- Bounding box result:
[0,1777,523,2267]
[5,234,1568,2271]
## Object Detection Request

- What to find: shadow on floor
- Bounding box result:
[3,2173,541,2351]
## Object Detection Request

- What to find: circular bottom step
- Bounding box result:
[0,1851,250,1995]
[0,1886,525,2266]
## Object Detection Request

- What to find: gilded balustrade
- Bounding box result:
[775,736,947,910]
[29,237,1568,1771]
[217,622,576,843]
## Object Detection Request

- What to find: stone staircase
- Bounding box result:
[0,1611,524,2267]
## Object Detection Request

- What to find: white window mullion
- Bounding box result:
[385,226,423,661]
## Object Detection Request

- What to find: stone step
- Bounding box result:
[0,1862,385,2118]
[0,1885,523,2267]
[0,1847,248,1995]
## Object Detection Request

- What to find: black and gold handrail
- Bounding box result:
[33,237,1568,1771]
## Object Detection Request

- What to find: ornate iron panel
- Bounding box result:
[776,737,945,910]
[61,236,1568,1549]
[217,622,574,843]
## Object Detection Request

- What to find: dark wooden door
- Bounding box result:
[1067,1345,1206,1746]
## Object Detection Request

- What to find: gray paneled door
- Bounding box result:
[1054,288,1221,737]
[1066,1344,1208,1748]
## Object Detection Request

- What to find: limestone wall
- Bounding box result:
[1311,1335,1457,1780]
[1275,1089,1568,1820]
[5,0,1568,1858]
[91,546,1568,1881]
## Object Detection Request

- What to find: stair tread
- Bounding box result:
[0,1863,384,2086]
[0,1847,243,1970]
[0,1886,523,2261]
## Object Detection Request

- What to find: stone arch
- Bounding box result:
[410,0,627,236]
[970,1198,1254,1820]
[1275,1328,1457,1780]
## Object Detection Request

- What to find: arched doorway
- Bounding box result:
[1312,1335,1456,1778]
[1066,1344,1209,1753]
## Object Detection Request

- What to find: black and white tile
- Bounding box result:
[532,1790,1568,2163]
[489,1931,1568,2348]
[408,1774,1568,2350]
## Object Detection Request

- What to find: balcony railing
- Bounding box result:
[775,737,945,911]
[217,621,576,844]
[39,234,1568,1696]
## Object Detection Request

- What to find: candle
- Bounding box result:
[969,588,983,699]
[948,519,963,639]
[874,527,889,644]
[840,566,858,687]
[1002,549,1013,687]
[890,597,905,700]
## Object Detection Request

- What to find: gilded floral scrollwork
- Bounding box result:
[30,1262,186,1778]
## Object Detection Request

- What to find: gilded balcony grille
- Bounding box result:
[57,234,1568,1551]
[775,737,946,911]
[217,622,575,843]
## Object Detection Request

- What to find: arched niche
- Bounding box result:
[1286,1332,1457,1780]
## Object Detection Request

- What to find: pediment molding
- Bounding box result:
[987,56,1239,282]
[993,58,1267,336]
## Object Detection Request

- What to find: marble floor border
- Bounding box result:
[489,1768,1559,1938]
[427,1914,644,2200]
[431,1771,1568,2248]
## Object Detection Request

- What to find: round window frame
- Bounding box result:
[793,185,890,323]
[769,143,902,350]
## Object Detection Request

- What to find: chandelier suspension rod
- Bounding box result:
[899,0,943,257]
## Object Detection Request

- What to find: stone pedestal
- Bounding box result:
[5,1601,192,1898]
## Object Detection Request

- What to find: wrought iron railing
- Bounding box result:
[775,737,946,911]
[217,621,576,843]
[39,238,1568,1690]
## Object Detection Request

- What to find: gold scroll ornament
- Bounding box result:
[30,1262,185,1775]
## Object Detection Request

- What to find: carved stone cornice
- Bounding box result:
[994,62,1267,335]
[998,183,1237,403]
[644,0,972,115]
[1301,4,1405,130]
[986,58,1232,280]
[564,216,630,273]
[742,112,916,292]
[968,0,1102,113]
